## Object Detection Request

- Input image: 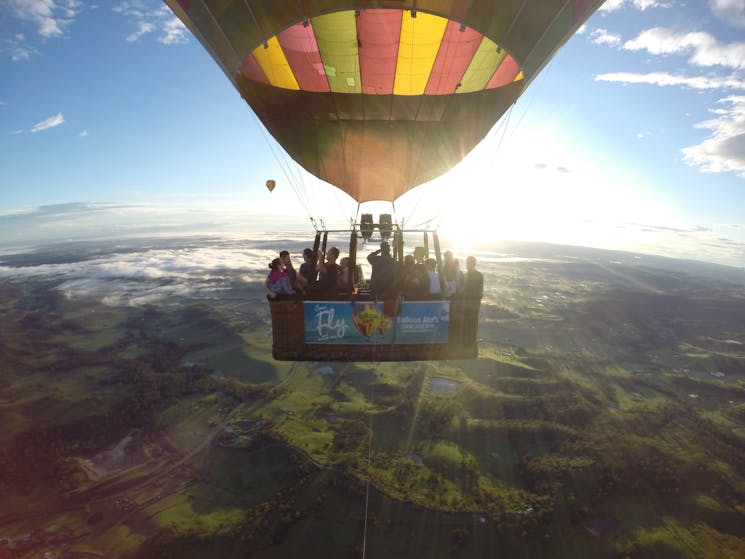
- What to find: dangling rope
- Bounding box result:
[361,367,375,559]
[249,112,320,224]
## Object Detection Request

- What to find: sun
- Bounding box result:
[432,164,553,250]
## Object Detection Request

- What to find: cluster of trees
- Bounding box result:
[0,325,267,502]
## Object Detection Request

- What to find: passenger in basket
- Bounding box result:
[265,258,295,299]
[316,246,341,295]
[298,248,316,287]
[339,256,365,292]
[409,246,430,297]
[367,241,396,297]
[462,255,484,299]
[280,249,306,293]
[401,254,419,297]
[426,258,441,295]
[443,250,463,297]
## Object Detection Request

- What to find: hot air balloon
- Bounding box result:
[165,0,604,361]
[265,179,276,192]
[165,0,603,203]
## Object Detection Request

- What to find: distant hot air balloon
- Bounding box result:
[266,179,276,192]
[166,1,604,203]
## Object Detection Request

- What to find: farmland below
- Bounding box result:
[1,238,744,558]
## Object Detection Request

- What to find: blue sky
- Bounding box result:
[1,1,744,268]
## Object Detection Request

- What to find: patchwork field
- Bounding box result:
[1,240,744,558]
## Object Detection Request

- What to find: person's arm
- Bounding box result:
[265,276,277,298]
[317,253,328,274]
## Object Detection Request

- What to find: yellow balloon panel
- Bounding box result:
[393,12,448,95]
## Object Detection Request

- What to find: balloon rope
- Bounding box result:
[487,30,562,166]
[249,112,317,221]
[402,179,429,227]
[487,103,514,165]
[331,178,354,224]
[361,369,374,559]
[303,174,325,223]
[290,163,320,222]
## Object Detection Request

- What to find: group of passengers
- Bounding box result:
[265,244,482,300]
[376,244,482,300]
[265,247,360,299]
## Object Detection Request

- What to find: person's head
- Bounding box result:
[404,254,414,269]
[466,255,477,271]
[302,248,313,262]
[380,241,390,254]
[340,257,349,268]
[444,250,453,263]
[425,258,437,271]
[279,250,293,267]
[269,258,283,271]
[413,246,426,262]
[326,246,340,262]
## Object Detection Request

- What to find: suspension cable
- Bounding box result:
[248,112,318,224]
[487,50,561,166]
[486,103,514,166]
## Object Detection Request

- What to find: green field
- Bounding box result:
[1,252,744,558]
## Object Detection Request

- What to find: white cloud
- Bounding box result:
[0,242,277,306]
[600,0,668,12]
[681,95,745,178]
[595,71,745,90]
[594,18,745,183]
[624,27,745,69]
[2,0,82,60]
[1,31,36,61]
[125,20,154,42]
[9,45,36,61]
[79,129,88,137]
[30,112,64,132]
[709,0,745,28]
[115,2,188,45]
[9,0,82,37]
[7,0,61,38]
[590,28,622,47]
[159,14,188,45]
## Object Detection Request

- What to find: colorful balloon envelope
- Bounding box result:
[266,179,276,192]
[166,1,603,203]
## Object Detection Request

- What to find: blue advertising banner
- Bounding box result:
[304,301,450,345]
